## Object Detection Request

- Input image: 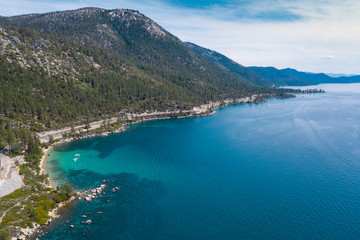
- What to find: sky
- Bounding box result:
[0,0,359,74]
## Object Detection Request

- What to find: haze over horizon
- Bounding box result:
[1,0,359,75]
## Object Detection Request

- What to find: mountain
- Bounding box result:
[339,75,360,83]
[247,67,312,86]
[0,7,291,129]
[326,73,356,78]
[185,42,273,87]
[249,66,360,86]
[281,68,334,84]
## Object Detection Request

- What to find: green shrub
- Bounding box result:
[36,200,56,211]
[34,206,49,225]
[3,189,24,199]
[0,229,10,240]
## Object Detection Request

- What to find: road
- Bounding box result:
[36,105,216,143]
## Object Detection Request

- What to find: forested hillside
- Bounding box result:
[0,8,291,130]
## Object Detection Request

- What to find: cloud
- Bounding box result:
[322,55,336,60]
[153,0,360,74]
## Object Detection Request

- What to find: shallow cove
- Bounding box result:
[41,84,360,240]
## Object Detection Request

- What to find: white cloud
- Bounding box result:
[322,55,336,60]
[151,0,360,74]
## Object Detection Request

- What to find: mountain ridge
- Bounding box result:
[185,42,274,87]
[249,66,360,86]
[0,7,291,129]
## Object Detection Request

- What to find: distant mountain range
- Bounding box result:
[326,73,357,78]
[182,43,360,87]
[183,42,360,87]
[248,67,360,86]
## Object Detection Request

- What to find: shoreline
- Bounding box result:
[34,99,239,231]
[37,110,214,179]
[37,93,280,180]
[36,94,276,144]
[28,94,290,239]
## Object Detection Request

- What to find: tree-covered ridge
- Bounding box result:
[2,8,275,92]
[0,9,291,130]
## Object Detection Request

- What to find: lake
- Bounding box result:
[41,83,360,240]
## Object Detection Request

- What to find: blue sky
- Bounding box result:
[1,0,359,74]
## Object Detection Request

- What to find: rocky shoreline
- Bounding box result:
[36,93,281,144]
[13,195,77,240]
[17,183,113,240]
[27,181,122,239]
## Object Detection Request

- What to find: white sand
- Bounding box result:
[39,147,51,175]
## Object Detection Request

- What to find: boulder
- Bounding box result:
[85,220,92,225]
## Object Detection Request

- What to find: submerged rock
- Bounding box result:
[84,195,93,202]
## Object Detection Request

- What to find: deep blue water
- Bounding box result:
[41,84,360,240]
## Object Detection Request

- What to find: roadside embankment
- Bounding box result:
[0,154,24,198]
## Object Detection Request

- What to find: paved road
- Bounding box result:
[37,118,119,143]
[36,108,207,143]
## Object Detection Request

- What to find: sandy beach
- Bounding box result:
[39,147,52,175]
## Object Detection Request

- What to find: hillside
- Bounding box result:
[185,42,273,87]
[0,7,294,131]
[249,66,360,86]
[248,67,314,86]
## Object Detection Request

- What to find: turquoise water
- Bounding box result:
[41,84,360,240]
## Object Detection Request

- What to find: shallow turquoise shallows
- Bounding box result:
[41,84,360,240]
